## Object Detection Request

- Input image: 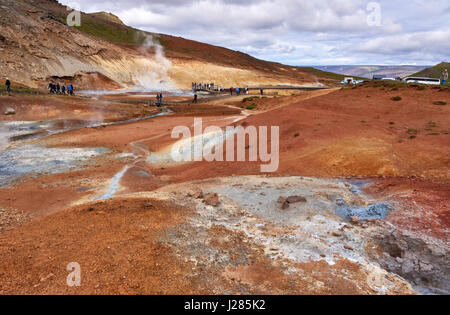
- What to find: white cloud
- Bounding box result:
[355,30,450,54]
[59,0,450,65]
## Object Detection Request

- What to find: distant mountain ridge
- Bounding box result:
[411,62,449,78]
[314,65,429,79]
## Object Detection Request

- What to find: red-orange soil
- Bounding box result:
[0,84,448,294]
[0,198,414,295]
[158,85,450,181]
[0,94,154,122]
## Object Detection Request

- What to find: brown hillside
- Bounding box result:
[0,0,333,90]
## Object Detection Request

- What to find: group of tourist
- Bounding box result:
[229,87,250,95]
[155,93,163,106]
[48,82,74,95]
[192,82,215,91]
[4,70,447,100]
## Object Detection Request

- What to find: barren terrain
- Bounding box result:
[0,83,448,295]
[0,0,448,296]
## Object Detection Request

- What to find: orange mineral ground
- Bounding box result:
[0,82,448,295]
[0,0,449,296]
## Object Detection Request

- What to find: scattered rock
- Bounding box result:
[368,230,449,294]
[144,202,154,209]
[419,262,434,272]
[40,273,55,282]
[344,245,354,251]
[4,107,15,115]
[350,216,362,225]
[286,196,307,203]
[203,193,219,206]
[187,188,203,199]
[277,196,287,204]
[332,231,343,237]
[278,195,307,210]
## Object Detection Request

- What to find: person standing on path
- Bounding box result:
[440,69,448,86]
[5,78,11,93]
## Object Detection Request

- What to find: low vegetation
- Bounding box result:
[411,62,450,80]
[369,81,403,89]
[0,84,40,95]
[242,96,260,103]
[427,121,437,128]
[407,128,419,138]
[391,96,402,101]
[72,14,148,45]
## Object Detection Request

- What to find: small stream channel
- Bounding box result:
[0,109,172,188]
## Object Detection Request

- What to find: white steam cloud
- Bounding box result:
[129,34,177,91]
[0,125,10,151]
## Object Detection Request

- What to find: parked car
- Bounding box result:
[381,77,397,81]
[341,77,364,85]
[373,75,387,80]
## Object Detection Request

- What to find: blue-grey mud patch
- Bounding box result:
[334,199,391,221]
[0,144,110,187]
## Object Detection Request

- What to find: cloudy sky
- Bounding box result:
[60,0,450,66]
